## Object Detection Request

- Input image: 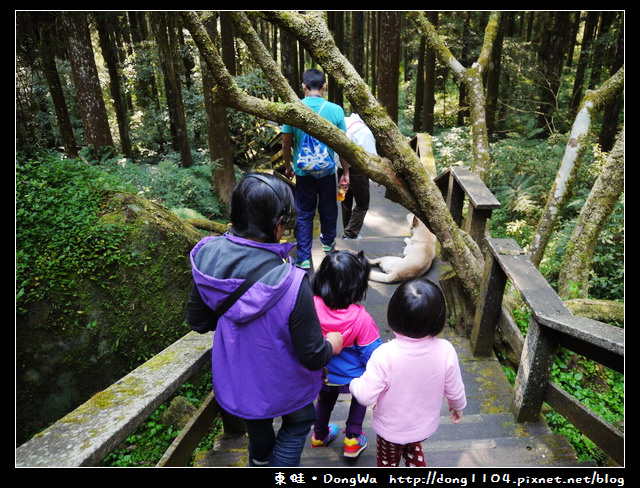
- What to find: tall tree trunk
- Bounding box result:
[280,29,301,98]
[486,12,505,138]
[557,128,624,299]
[421,12,437,134]
[94,12,134,158]
[60,11,114,151]
[528,68,624,266]
[535,11,572,136]
[569,11,598,119]
[368,12,378,94]
[588,12,615,90]
[151,12,193,167]
[38,13,78,157]
[496,13,514,128]
[412,37,425,132]
[456,12,472,126]
[327,11,344,107]
[599,15,624,152]
[220,12,237,76]
[350,12,364,77]
[409,11,499,182]
[564,11,581,69]
[202,14,236,207]
[376,11,400,123]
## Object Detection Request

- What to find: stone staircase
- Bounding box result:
[297,324,590,468]
[194,181,593,468]
[196,322,591,468]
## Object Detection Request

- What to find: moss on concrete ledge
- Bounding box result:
[16,190,208,443]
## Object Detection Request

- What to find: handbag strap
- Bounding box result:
[213,259,277,320]
[347,119,365,134]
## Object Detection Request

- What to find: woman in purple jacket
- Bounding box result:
[187,173,342,467]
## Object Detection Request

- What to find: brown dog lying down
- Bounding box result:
[368,213,437,283]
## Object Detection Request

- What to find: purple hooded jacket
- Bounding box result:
[189,233,327,419]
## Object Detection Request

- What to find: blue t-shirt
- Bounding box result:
[282,96,346,177]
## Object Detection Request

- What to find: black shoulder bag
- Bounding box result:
[192,260,276,334]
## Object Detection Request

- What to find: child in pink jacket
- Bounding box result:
[349,278,466,467]
[311,250,382,459]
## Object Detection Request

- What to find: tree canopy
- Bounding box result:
[16,10,624,304]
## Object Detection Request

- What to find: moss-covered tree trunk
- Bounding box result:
[558,128,624,299]
[407,11,498,183]
[528,68,624,266]
[181,10,485,303]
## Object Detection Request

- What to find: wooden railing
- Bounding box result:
[473,238,624,464]
[15,331,216,467]
[435,164,624,466]
[15,141,624,467]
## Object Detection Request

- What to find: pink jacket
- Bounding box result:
[349,333,467,444]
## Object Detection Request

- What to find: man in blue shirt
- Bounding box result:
[282,69,347,269]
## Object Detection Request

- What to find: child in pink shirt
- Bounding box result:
[349,278,466,467]
[311,250,382,459]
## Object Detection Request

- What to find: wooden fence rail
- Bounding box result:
[474,238,624,465]
[15,332,214,467]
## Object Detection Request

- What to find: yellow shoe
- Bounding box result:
[311,423,339,447]
[343,433,368,458]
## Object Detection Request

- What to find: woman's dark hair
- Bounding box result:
[312,250,370,310]
[302,68,326,90]
[387,278,446,338]
[230,173,296,243]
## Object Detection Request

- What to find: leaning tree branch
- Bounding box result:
[528,66,624,266]
[182,10,485,302]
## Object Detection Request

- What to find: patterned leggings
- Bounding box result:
[376,435,427,467]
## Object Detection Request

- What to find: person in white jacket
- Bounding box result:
[349,278,467,467]
[336,113,377,240]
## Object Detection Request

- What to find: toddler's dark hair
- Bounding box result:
[302,68,326,90]
[313,250,370,310]
[230,173,296,243]
[387,278,446,338]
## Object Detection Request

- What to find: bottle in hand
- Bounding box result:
[337,183,348,202]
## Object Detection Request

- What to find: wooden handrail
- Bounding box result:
[15,332,213,467]
[434,165,500,254]
[471,238,624,465]
[436,166,623,465]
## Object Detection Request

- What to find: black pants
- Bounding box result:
[339,170,370,238]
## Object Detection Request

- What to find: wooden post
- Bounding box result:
[464,206,493,255]
[470,246,507,356]
[513,319,559,422]
[447,171,465,226]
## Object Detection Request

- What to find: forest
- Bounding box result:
[16,11,623,465]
